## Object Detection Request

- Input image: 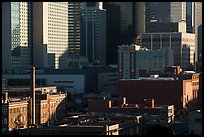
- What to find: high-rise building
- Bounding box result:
[104,2,146,65]
[2,2,33,70]
[80,2,107,65]
[186,2,194,33]
[193,2,202,69]
[145,2,151,32]
[33,2,68,69]
[141,32,195,71]
[149,2,186,23]
[186,2,202,69]
[68,2,81,55]
[197,25,202,72]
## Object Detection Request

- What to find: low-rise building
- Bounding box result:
[17,114,142,135]
[2,92,28,133]
[2,66,117,95]
[118,76,199,114]
[88,97,174,125]
[2,86,67,133]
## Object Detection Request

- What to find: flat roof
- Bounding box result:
[120,77,175,81]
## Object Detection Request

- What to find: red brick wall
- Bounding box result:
[118,80,183,112]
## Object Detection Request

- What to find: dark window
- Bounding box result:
[87,2,96,7]
[194,118,202,123]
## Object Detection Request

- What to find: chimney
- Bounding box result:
[3,92,8,102]
[30,67,35,125]
[143,99,147,108]
[151,99,155,108]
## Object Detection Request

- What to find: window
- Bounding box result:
[194,118,202,123]
[2,109,7,115]
[87,2,96,7]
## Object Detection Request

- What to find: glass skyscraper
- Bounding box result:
[104,2,146,65]
[80,2,107,65]
[2,2,33,70]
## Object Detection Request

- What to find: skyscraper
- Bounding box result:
[104,2,146,65]
[33,2,68,69]
[68,2,81,55]
[193,2,202,68]
[186,2,194,33]
[149,2,186,23]
[2,2,33,70]
[80,2,107,65]
[186,2,202,69]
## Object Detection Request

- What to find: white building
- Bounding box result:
[141,32,195,70]
[2,70,85,95]
[2,66,117,95]
[118,44,173,79]
[80,2,107,65]
[33,2,68,69]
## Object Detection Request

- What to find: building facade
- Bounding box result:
[2,87,67,133]
[80,2,107,65]
[118,44,173,79]
[2,66,117,95]
[186,2,202,68]
[68,2,81,55]
[118,76,199,113]
[2,2,33,70]
[35,87,67,125]
[2,92,28,133]
[147,21,186,33]
[104,2,146,65]
[141,32,195,70]
[33,2,68,69]
[149,2,186,23]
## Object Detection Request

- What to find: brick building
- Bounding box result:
[2,86,67,133]
[2,92,28,133]
[118,76,199,113]
[88,97,174,125]
[35,88,67,125]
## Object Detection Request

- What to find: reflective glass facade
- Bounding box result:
[11,2,20,53]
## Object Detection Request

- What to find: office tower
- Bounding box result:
[68,2,81,55]
[104,2,146,65]
[33,2,68,69]
[80,2,107,65]
[193,2,202,69]
[141,32,195,70]
[135,2,146,37]
[145,2,151,32]
[2,2,33,70]
[197,25,202,72]
[186,2,194,33]
[186,2,202,70]
[149,2,186,23]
